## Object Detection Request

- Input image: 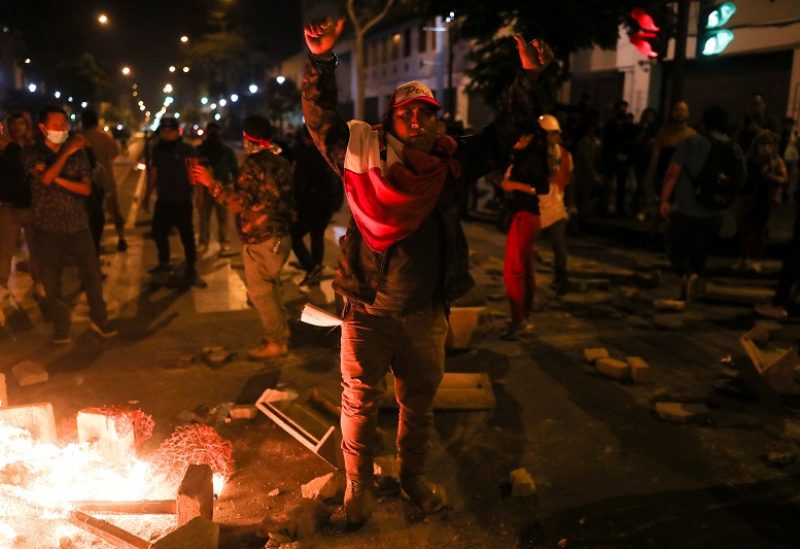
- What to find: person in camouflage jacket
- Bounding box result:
[193,115,294,359]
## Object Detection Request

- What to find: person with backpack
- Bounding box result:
[660,106,746,302]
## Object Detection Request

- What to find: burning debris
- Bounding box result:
[0,406,231,547]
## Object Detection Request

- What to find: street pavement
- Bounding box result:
[1,136,799,548]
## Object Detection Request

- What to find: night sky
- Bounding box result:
[1,0,303,109]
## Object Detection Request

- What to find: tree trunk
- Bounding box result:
[354,32,365,121]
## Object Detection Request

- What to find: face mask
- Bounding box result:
[46,130,69,144]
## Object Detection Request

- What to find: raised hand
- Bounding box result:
[513,36,554,72]
[304,17,345,57]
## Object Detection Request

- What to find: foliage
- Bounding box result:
[415,0,664,107]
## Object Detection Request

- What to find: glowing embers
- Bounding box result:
[0,407,230,547]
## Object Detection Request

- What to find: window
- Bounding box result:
[403,28,412,57]
[418,25,427,52]
[381,39,388,64]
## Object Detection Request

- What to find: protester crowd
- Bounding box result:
[0,15,799,530]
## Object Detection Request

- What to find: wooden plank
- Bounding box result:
[381,372,496,410]
[70,500,177,515]
[67,510,150,549]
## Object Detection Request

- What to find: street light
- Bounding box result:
[230,94,239,103]
[276,75,286,85]
[121,66,131,76]
[54,91,61,99]
[97,13,109,25]
[200,97,209,105]
[180,35,189,44]
[248,84,258,94]
[27,83,36,93]
[219,99,227,107]
[163,83,173,93]
[80,101,88,108]
[169,65,176,73]
[182,66,190,73]
[210,103,217,110]
[24,58,31,64]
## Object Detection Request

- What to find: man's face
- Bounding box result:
[749,95,765,116]
[390,101,439,153]
[671,102,689,124]
[9,117,29,141]
[38,112,69,142]
[160,127,179,142]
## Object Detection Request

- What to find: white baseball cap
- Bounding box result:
[388,81,441,110]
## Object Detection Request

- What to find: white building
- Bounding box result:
[271,1,491,128]
[566,0,800,124]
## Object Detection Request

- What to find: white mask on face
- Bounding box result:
[46,130,69,144]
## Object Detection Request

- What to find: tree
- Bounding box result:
[346,0,397,120]
[417,0,663,108]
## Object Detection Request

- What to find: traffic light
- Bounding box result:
[697,1,737,56]
[629,7,661,58]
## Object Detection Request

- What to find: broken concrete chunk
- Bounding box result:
[301,472,343,502]
[765,442,799,467]
[229,405,258,419]
[12,360,48,386]
[76,408,136,462]
[595,358,630,380]
[177,464,214,526]
[653,298,685,311]
[151,516,219,549]
[583,348,609,364]
[509,468,536,497]
[654,402,711,424]
[0,402,57,443]
[373,455,400,479]
[267,488,280,497]
[0,373,6,407]
[205,350,234,366]
[626,357,650,384]
[446,306,487,349]
[201,346,225,355]
[260,388,294,404]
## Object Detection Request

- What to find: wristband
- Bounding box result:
[309,52,339,70]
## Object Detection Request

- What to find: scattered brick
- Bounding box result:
[177,464,214,526]
[0,402,57,443]
[509,467,536,497]
[583,348,609,364]
[11,360,48,386]
[229,405,258,420]
[595,357,630,380]
[300,472,342,502]
[627,357,650,384]
[654,402,711,424]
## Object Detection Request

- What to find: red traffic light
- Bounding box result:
[631,7,660,32]
[630,31,659,58]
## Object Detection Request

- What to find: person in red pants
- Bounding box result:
[501,130,550,339]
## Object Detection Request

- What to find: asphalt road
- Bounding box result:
[1,136,799,548]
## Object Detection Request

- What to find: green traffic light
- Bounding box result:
[702,29,735,55]
[706,1,736,29]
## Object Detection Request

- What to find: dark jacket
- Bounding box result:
[301,55,540,309]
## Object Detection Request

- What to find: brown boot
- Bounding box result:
[247,342,288,359]
[344,478,375,528]
[401,475,447,514]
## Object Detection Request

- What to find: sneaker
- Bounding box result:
[501,320,532,340]
[344,478,376,528]
[90,321,118,338]
[184,271,208,289]
[53,334,72,345]
[299,265,323,286]
[754,304,789,319]
[148,263,171,274]
[401,475,447,515]
[117,238,128,252]
[247,342,288,359]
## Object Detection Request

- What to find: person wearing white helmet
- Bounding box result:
[537,114,573,296]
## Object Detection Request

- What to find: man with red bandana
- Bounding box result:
[193,116,294,359]
[301,17,553,527]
